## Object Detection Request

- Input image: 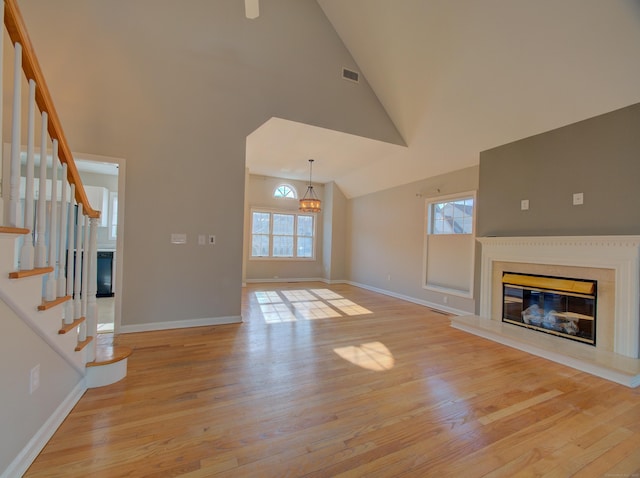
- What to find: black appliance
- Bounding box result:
[97,251,114,298]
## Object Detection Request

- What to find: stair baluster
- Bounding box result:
[87,217,98,357]
[81,210,89,321]
[35,111,49,268]
[19,79,37,270]
[64,184,76,325]
[45,141,59,301]
[57,163,68,298]
[74,203,83,321]
[8,41,21,227]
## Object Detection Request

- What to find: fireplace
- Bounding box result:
[450,236,640,387]
[502,272,596,345]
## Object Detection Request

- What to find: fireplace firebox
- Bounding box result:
[502,272,597,345]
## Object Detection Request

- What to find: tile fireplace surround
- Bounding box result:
[451,236,640,387]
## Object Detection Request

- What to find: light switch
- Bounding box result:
[573,192,584,206]
[521,199,529,211]
[209,235,216,245]
[171,233,187,244]
[198,234,205,245]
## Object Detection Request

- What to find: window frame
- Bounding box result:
[422,191,476,298]
[250,208,317,261]
[273,184,297,199]
[108,191,118,240]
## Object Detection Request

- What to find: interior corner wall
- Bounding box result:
[245,174,324,281]
[477,103,640,237]
[0,299,82,474]
[347,166,479,314]
[322,182,347,282]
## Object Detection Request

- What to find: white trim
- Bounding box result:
[273,183,298,199]
[107,191,118,240]
[424,283,473,299]
[422,190,476,298]
[119,315,243,333]
[245,277,326,284]
[477,235,640,358]
[86,358,128,388]
[1,380,87,478]
[72,151,126,335]
[452,315,640,388]
[249,208,317,261]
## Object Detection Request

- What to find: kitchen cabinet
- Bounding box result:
[85,186,109,227]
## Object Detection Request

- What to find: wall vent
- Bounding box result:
[342,67,360,83]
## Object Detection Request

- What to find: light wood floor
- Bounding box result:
[25,282,640,477]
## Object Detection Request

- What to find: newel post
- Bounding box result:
[86,217,99,349]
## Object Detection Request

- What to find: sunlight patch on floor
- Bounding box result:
[253,289,373,323]
[333,341,394,371]
[293,300,341,320]
[260,303,297,323]
[328,299,372,316]
[281,290,316,302]
[255,291,283,304]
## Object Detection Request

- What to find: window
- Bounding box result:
[108,192,118,240]
[251,210,315,259]
[429,197,474,235]
[273,184,296,199]
[423,192,476,298]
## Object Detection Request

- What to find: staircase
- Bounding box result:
[0,0,130,388]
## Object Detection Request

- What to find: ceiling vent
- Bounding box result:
[342,67,360,83]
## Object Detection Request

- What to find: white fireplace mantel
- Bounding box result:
[477,236,640,358]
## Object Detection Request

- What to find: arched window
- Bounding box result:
[274,184,297,199]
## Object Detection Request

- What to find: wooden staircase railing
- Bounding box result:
[1,0,101,365]
[4,0,98,217]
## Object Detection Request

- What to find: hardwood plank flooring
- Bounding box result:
[25,282,640,477]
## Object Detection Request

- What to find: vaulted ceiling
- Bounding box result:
[248,0,640,197]
[16,1,640,199]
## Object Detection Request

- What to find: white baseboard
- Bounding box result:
[119,315,243,334]
[245,277,327,284]
[346,281,470,316]
[2,380,87,478]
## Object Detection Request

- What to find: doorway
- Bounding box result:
[75,152,125,334]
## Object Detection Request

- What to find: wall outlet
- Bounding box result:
[521,199,529,211]
[209,235,216,245]
[30,364,40,394]
[573,192,584,205]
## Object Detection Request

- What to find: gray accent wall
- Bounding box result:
[478,103,640,237]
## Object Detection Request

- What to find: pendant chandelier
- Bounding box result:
[299,159,321,213]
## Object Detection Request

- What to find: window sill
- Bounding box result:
[423,283,473,299]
